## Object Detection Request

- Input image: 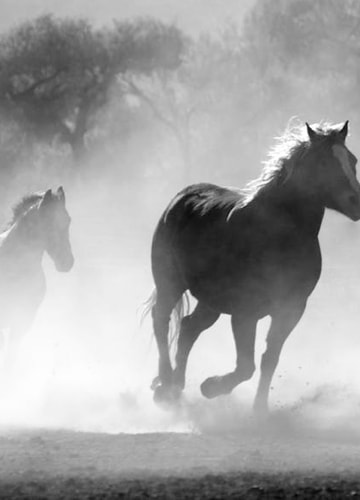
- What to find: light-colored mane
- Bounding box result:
[236,120,344,210]
[10,192,44,225]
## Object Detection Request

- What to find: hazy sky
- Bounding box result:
[0,0,254,35]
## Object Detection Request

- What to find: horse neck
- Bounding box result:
[3,209,45,264]
[256,177,325,237]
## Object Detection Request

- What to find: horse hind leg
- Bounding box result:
[173,302,220,392]
[201,313,257,399]
[151,286,184,404]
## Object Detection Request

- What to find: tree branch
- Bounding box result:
[120,76,178,134]
[8,69,65,102]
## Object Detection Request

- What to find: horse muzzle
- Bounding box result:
[339,191,360,221]
[55,254,74,272]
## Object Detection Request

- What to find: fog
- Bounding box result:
[0,0,253,35]
[2,175,360,438]
[1,0,360,445]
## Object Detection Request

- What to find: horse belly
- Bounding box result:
[192,284,271,316]
[185,243,321,316]
[185,261,272,316]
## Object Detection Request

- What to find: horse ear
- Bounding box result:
[42,189,53,205]
[339,120,349,142]
[57,186,65,204]
[39,189,53,212]
[306,122,317,142]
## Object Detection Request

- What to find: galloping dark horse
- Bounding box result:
[0,187,74,373]
[148,121,360,414]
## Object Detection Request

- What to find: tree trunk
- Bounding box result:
[70,133,86,163]
[69,99,91,166]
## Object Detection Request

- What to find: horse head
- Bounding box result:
[39,187,74,272]
[305,120,360,221]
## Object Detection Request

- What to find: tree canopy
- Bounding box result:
[0,1,360,199]
[0,15,186,161]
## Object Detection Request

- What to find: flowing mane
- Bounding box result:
[10,192,44,224]
[237,120,345,210]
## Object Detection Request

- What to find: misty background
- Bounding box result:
[0,0,360,433]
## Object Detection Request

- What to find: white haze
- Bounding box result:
[1,2,360,446]
[0,0,254,36]
[0,175,360,440]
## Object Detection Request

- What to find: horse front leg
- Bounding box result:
[253,301,306,416]
[200,313,257,398]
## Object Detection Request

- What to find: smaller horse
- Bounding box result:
[148,120,360,414]
[0,187,74,373]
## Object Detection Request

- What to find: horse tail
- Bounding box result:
[141,289,158,326]
[169,291,190,349]
[141,289,190,350]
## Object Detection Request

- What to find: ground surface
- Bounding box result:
[1,425,360,499]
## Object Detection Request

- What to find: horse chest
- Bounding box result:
[0,259,46,321]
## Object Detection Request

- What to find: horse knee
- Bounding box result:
[236,361,255,381]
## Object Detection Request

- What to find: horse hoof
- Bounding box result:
[153,384,182,406]
[200,376,227,399]
[151,376,161,391]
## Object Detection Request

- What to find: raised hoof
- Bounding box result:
[200,376,231,399]
[153,384,182,407]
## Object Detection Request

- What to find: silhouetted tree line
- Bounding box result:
[0,0,360,198]
[0,16,185,160]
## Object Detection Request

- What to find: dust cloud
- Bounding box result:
[0,185,360,443]
[0,1,360,455]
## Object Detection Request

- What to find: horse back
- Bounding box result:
[161,182,240,229]
[152,183,322,314]
[154,183,240,246]
[151,184,242,288]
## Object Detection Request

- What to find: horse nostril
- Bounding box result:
[348,194,358,206]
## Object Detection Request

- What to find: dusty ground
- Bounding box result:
[1,424,360,499]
